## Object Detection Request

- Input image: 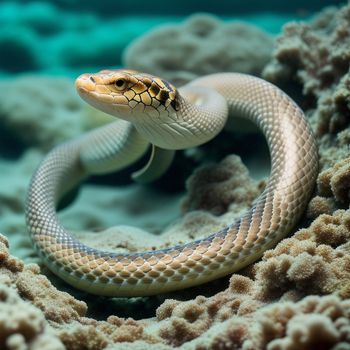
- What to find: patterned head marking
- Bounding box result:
[75,69,179,120]
[120,71,179,112]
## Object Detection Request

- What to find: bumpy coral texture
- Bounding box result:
[135,7,350,348]
[263,5,350,171]
[263,3,350,221]
[2,4,350,350]
[124,14,273,86]
[182,155,264,216]
[0,285,65,350]
[0,235,65,350]
[3,207,350,350]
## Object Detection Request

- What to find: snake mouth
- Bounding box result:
[75,74,98,97]
[75,78,102,109]
[75,73,132,118]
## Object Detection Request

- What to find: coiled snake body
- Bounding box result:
[25,70,318,296]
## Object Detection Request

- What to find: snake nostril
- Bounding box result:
[89,76,96,83]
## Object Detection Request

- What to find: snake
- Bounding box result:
[25,70,318,297]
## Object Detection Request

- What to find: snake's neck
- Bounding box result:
[133,86,229,150]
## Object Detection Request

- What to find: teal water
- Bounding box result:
[0,0,344,78]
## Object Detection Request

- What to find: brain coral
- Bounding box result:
[124,14,273,86]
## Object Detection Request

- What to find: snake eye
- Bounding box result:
[114,79,127,91]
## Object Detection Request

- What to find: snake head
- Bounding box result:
[76,69,228,149]
[75,69,179,122]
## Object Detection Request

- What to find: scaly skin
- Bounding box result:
[25,70,318,296]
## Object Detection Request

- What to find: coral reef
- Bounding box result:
[182,155,265,216]
[0,234,81,350]
[263,5,350,171]
[0,284,64,350]
[263,3,350,225]
[317,156,350,204]
[124,14,273,86]
[2,201,350,349]
[1,2,350,350]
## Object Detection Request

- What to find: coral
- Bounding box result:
[0,287,65,350]
[156,287,261,347]
[245,296,350,350]
[2,3,350,350]
[182,155,264,215]
[263,5,350,170]
[3,220,350,350]
[0,234,87,324]
[56,322,109,350]
[306,196,336,218]
[124,14,273,86]
[16,269,87,324]
[306,155,350,219]
[263,6,350,99]
[0,282,64,350]
[1,154,350,348]
[180,295,350,350]
[151,203,350,347]
[254,209,350,300]
[151,205,350,348]
[317,156,350,205]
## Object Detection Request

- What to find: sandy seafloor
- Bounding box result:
[1,1,350,349]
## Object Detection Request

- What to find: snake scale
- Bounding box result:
[25,70,318,296]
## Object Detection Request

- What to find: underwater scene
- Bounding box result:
[1,0,350,349]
